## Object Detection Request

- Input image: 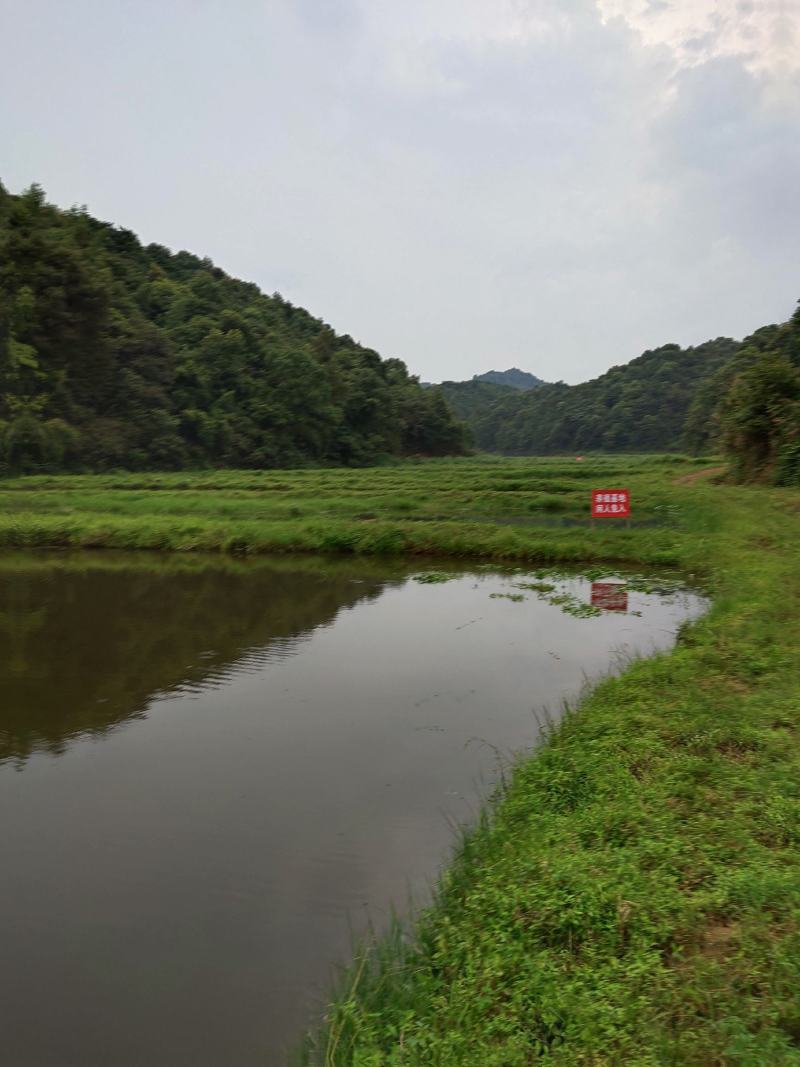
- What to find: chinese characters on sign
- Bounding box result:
[591,488,630,519]
[590,582,629,612]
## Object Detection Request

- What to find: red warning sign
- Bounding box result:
[590,582,628,612]
[591,488,630,518]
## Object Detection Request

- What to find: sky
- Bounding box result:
[1,0,799,385]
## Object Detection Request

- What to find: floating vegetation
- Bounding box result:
[414,571,454,584]
[624,573,685,596]
[489,592,526,602]
[513,580,557,593]
[547,593,602,618]
[509,576,606,617]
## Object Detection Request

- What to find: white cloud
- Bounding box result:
[596,0,800,83]
[2,0,798,384]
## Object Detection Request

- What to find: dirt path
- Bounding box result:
[674,465,727,485]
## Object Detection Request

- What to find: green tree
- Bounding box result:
[0,183,467,472]
[721,352,800,484]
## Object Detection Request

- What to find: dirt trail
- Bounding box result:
[674,465,727,485]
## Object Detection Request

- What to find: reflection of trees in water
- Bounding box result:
[0,559,394,764]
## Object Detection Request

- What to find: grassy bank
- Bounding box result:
[4,455,800,1062]
[0,454,709,568]
[293,466,800,1065]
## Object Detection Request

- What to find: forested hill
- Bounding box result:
[442,337,741,455]
[440,312,800,483]
[436,368,546,428]
[435,378,517,428]
[0,183,467,472]
[473,368,545,390]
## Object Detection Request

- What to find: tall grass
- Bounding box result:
[0,454,710,569]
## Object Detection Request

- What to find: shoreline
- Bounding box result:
[292,465,798,1064]
[4,456,799,1063]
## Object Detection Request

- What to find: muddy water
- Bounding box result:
[0,553,706,1066]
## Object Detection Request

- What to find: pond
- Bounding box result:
[0,553,707,1066]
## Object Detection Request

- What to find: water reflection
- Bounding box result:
[0,553,706,1066]
[0,553,398,764]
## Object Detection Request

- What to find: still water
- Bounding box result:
[0,553,706,1066]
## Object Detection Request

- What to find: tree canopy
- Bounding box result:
[717,307,800,485]
[2,181,796,484]
[440,307,800,485]
[440,338,739,456]
[0,183,467,472]
[472,368,546,391]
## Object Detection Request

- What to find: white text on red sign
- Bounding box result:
[591,488,630,518]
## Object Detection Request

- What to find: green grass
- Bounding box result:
[4,454,800,1063]
[294,465,800,1065]
[0,454,711,568]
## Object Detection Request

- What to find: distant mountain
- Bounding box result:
[433,313,800,466]
[473,368,546,391]
[435,379,513,428]
[428,368,546,433]
[482,340,742,454]
[440,339,742,455]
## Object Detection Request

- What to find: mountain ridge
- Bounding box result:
[472,368,546,391]
[440,337,742,454]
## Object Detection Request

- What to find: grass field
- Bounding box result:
[0,454,711,568]
[3,455,800,1064]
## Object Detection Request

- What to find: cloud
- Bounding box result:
[596,0,800,101]
[1,0,798,383]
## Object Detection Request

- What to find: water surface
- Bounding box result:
[0,553,706,1065]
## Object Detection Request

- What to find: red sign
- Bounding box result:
[591,582,628,612]
[591,488,630,518]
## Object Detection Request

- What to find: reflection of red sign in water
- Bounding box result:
[591,582,628,612]
[592,488,630,518]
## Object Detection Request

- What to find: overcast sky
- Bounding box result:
[1,1,799,384]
